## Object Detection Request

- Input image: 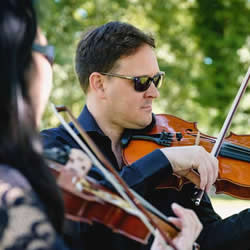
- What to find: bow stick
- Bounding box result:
[194,66,250,206]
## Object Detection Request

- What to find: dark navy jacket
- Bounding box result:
[41,105,250,250]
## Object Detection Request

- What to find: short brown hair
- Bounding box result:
[75,21,155,93]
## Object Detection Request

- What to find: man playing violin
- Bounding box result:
[41,21,250,250]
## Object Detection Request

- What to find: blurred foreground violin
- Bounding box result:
[122,67,250,204]
[44,147,161,244]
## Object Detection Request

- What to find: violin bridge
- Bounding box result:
[195,131,200,145]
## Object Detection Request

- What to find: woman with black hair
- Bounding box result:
[0,0,69,249]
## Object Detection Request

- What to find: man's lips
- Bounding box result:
[141,105,152,111]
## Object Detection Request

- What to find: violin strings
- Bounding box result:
[183,133,250,154]
[221,142,250,162]
[170,133,250,162]
[185,132,216,143]
[223,141,250,153]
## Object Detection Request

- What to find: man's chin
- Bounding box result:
[136,114,153,129]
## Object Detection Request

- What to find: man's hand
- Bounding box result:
[160,146,218,191]
[150,229,173,250]
[169,203,202,250]
[151,203,202,250]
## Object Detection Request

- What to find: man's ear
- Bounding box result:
[89,72,106,98]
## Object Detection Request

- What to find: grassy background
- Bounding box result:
[210,192,249,219]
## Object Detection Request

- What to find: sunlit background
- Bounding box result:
[38,0,250,135]
[38,0,250,217]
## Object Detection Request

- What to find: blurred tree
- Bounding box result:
[189,0,250,133]
[39,0,250,135]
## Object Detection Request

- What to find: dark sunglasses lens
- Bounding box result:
[134,76,151,92]
[32,44,54,65]
[46,55,54,66]
[153,74,162,88]
[133,73,164,92]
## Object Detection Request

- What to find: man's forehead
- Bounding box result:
[114,46,159,75]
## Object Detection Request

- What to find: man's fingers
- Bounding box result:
[170,203,203,250]
[196,147,218,191]
[160,145,219,191]
[171,203,202,233]
[171,203,186,220]
[198,156,211,191]
[212,156,219,183]
[204,154,218,192]
[167,216,182,228]
[197,163,207,190]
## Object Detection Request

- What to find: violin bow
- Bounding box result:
[194,66,250,206]
[51,103,180,250]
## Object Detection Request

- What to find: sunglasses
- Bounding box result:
[100,71,165,92]
[32,43,54,66]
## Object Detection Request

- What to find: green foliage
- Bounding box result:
[189,0,250,132]
[39,0,250,135]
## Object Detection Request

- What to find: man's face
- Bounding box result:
[103,44,161,130]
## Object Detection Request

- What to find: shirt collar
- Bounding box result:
[77,105,156,136]
[77,105,105,135]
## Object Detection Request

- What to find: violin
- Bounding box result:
[44,147,159,244]
[122,113,250,200]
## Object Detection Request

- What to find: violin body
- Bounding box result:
[122,114,250,199]
[47,156,178,244]
[48,159,151,244]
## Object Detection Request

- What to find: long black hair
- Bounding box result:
[0,0,64,234]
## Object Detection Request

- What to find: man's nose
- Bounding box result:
[144,81,160,99]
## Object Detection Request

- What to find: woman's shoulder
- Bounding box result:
[0,164,69,250]
[0,164,32,190]
[0,164,33,208]
[0,165,33,210]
